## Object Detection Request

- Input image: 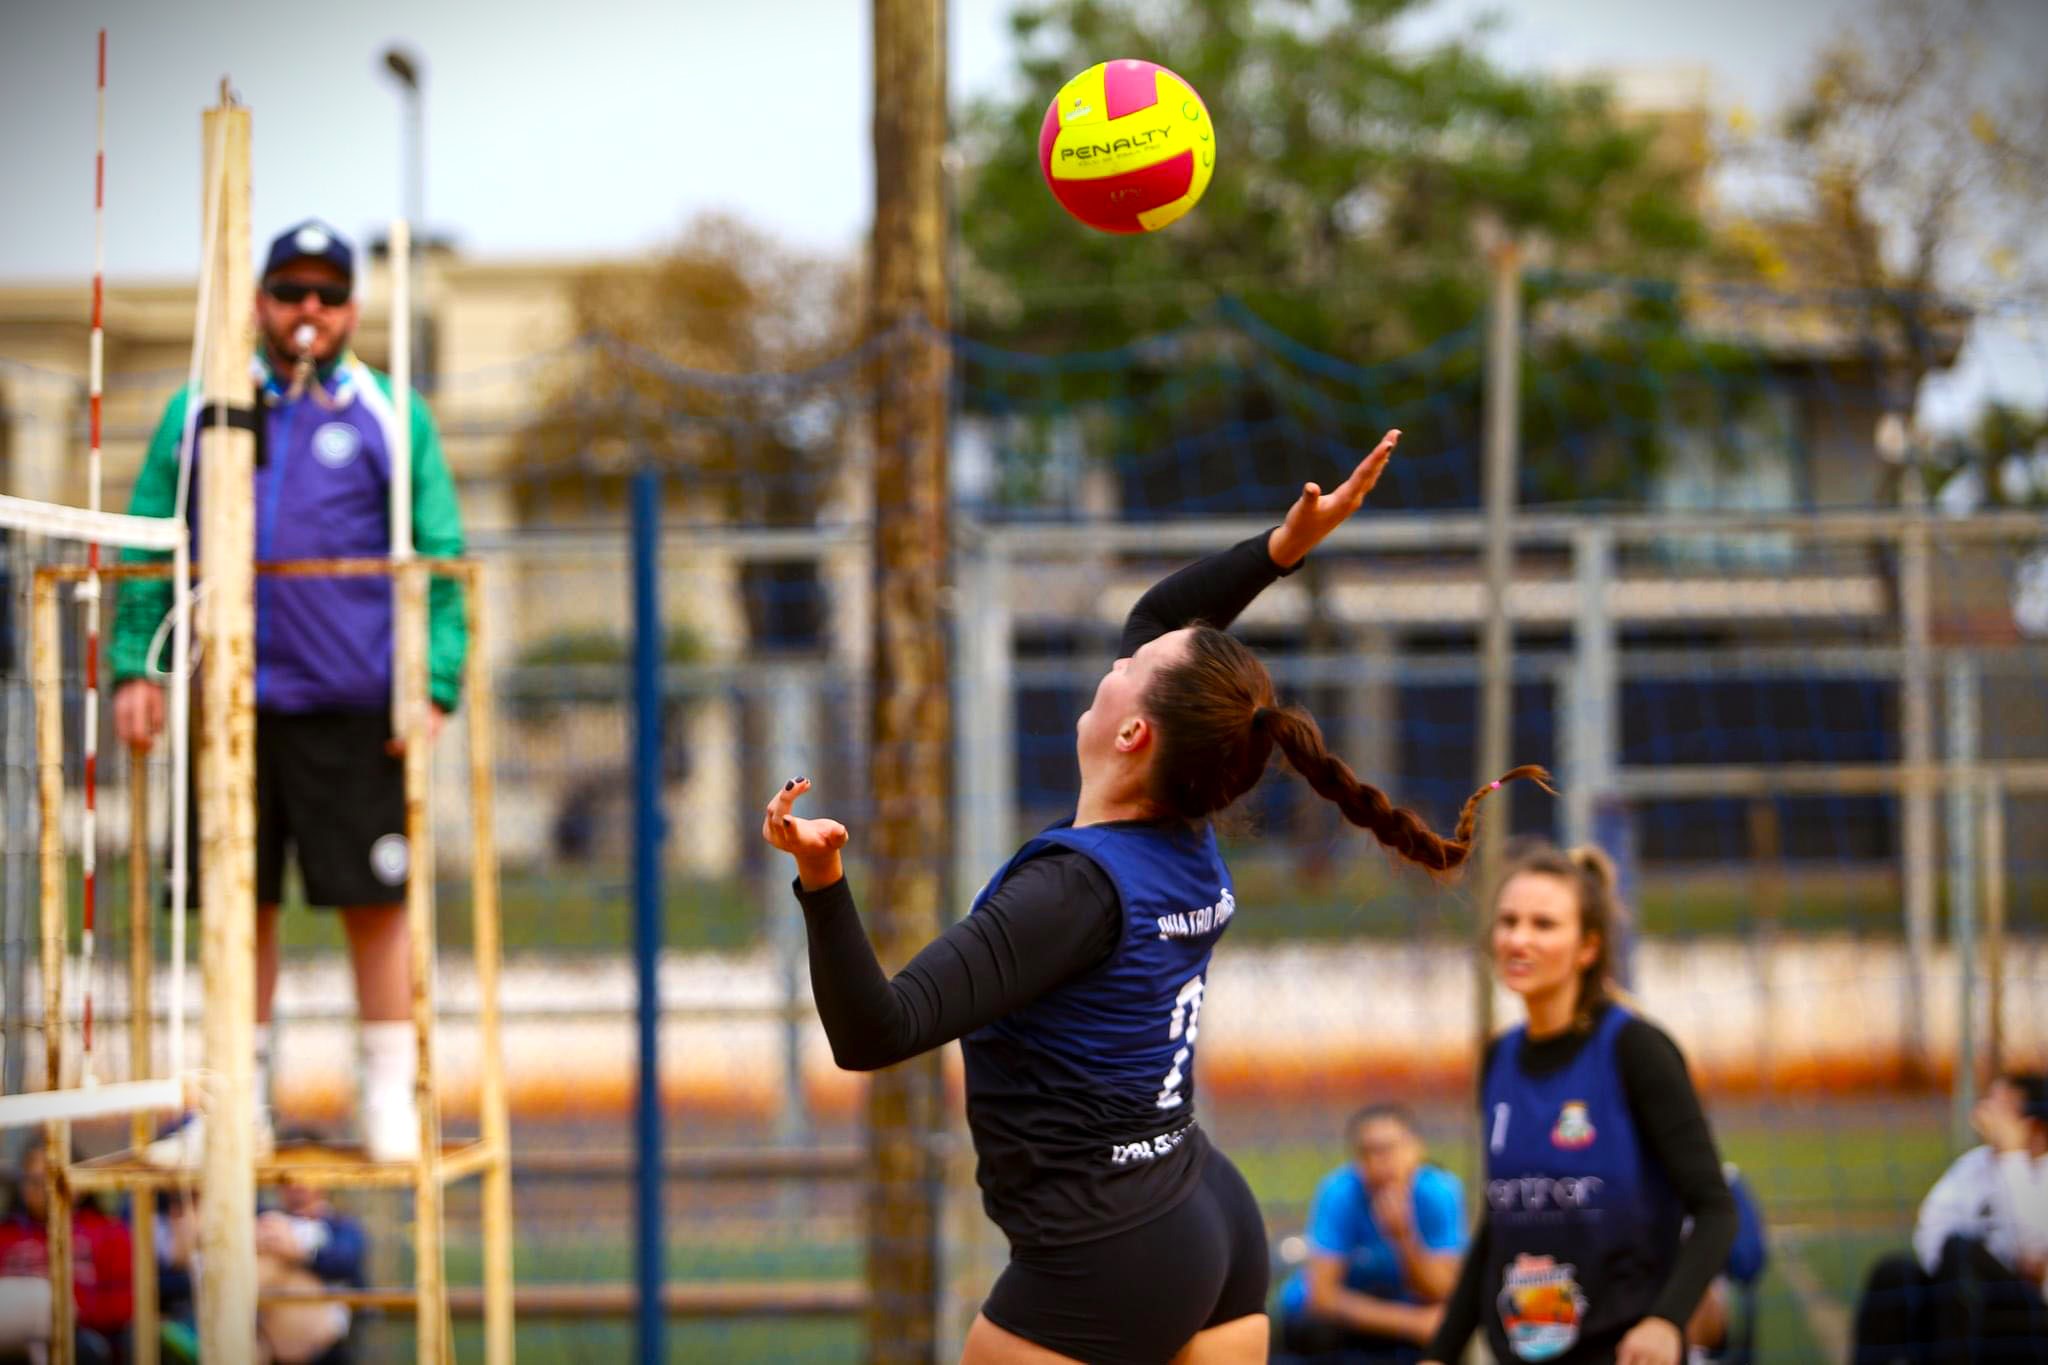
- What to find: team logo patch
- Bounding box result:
[370,833,409,887]
[312,422,360,468]
[1498,1253,1587,1361]
[294,225,332,254]
[1551,1100,1596,1150]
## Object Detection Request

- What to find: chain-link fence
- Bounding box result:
[3,273,2046,1361]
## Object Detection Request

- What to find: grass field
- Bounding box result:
[335,1101,1951,1362]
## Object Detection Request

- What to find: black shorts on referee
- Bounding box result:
[173,709,410,909]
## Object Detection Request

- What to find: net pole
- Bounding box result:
[196,86,259,1363]
[166,106,233,1084]
[79,28,107,1085]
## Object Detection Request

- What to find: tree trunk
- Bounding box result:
[866,0,950,1359]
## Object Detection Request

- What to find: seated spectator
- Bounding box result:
[0,1138,132,1365]
[1275,1104,1464,1363]
[1852,1071,2048,1365]
[1686,1163,1769,1363]
[254,1159,369,1365]
[158,1137,369,1365]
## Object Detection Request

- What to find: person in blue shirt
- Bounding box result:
[1278,1104,1466,1361]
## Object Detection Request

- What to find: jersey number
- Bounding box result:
[1155,975,1206,1110]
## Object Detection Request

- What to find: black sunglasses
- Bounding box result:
[265,280,350,307]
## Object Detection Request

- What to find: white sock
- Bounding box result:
[253,1023,273,1118]
[359,1020,417,1116]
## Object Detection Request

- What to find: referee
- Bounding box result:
[112,219,466,1164]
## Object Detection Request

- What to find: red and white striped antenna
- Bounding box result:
[80,27,107,1084]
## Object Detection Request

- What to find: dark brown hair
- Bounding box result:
[1491,842,1628,1031]
[1142,625,1553,876]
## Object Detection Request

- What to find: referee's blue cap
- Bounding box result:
[261,219,354,286]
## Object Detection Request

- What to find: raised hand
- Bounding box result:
[1267,428,1400,568]
[762,777,849,891]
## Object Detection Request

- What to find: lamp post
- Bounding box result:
[380,46,425,376]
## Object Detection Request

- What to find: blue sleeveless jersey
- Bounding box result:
[1479,1007,1683,1363]
[960,819,1236,1247]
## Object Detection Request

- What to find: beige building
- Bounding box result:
[1,253,578,536]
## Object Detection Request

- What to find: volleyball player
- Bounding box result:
[762,430,1551,1365]
[1420,845,1738,1365]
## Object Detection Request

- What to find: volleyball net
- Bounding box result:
[0,491,194,1132]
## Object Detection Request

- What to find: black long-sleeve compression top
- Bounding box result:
[793,529,1296,1070]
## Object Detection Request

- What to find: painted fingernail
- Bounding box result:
[783,780,793,791]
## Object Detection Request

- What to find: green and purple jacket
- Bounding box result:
[111,350,467,713]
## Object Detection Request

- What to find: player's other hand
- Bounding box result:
[113,679,165,748]
[1267,428,1399,568]
[763,777,849,891]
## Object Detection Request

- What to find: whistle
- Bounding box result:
[293,323,316,355]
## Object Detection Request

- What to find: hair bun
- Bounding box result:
[1568,844,1617,892]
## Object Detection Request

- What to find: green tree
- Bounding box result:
[515,213,860,529]
[514,214,860,654]
[954,0,1717,508]
[1726,0,2045,392]
[1932,404,2048,510]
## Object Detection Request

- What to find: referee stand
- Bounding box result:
[32,88,513,1365]
[37,557,514,1365]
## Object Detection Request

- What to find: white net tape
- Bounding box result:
[0,494,186,553]
[7,490,195,1124]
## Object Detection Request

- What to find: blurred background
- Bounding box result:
[3,0,2046,1359]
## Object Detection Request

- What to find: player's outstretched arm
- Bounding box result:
[1117,429,1399,657]
[1266,427,1399,568]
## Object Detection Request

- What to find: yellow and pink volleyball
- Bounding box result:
[1039,59,1216,235]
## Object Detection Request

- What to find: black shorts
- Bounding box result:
[175,709,409,909]
[982,1146,1270,1365]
